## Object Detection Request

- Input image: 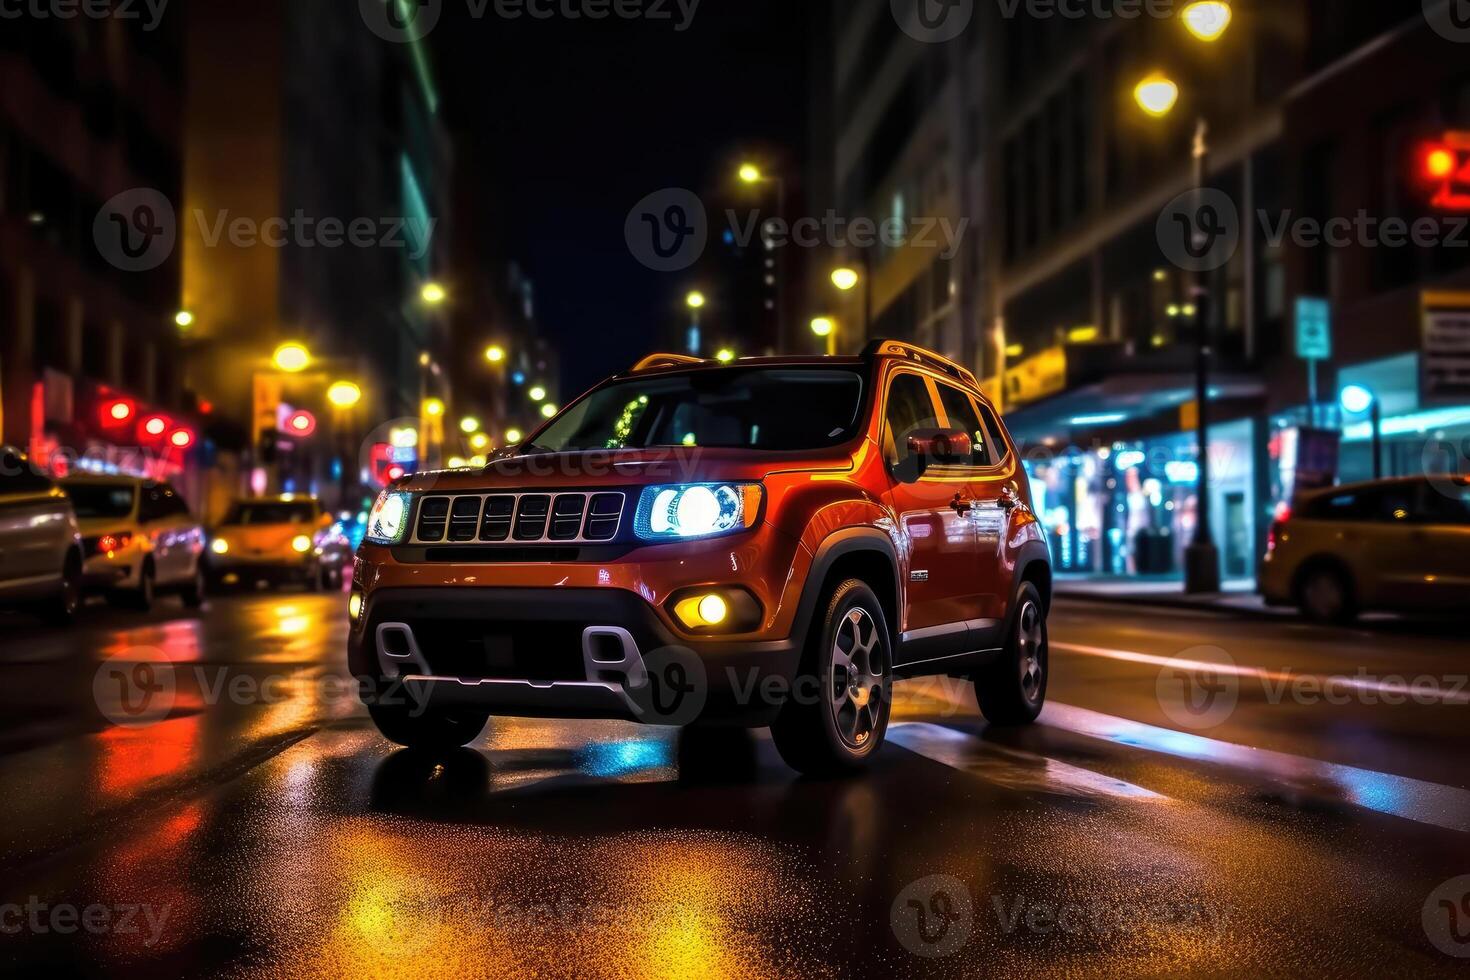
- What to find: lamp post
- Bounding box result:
[832,257,872,338]
[1340,385,1382,480]
[685,291,706,356]
[811,317,837,357]
[1132,1,1232,595]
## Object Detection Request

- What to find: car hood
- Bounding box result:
[398,447,854,493]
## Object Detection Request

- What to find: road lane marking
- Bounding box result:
[1053,641,1470,706]
[888,722,1166,802]
[1040,702,1470,834]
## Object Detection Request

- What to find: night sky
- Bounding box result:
[437,0,812,395]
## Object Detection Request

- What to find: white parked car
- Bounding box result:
[62,476,207,611]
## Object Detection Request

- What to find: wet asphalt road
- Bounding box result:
[0,588,1467,978]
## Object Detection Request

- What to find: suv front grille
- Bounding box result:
[412,492,626,545]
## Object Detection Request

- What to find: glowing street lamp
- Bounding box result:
[469,432,490,451]
[505,428,524,444]
[1340,385,1382,480]
[174,310,195,329]
[1134,73,1180,117]
[738,163,762,184]
[540,403,558,419]
[273,342,311,373]
[528,385,547,403]
[811,316,837,356]
[484,344,506,364]
[420,281,447,305]
[685,291,706,310]
[327,381,362,408]
[423,398,445,418]
[460,417,481,434]
[1181,1,1232,42]
[715,348,736,363]
[831,267,860,292]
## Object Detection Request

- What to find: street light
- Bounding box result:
[685,291,706,356]
[811,316,837,356]
[685,291,706,309]
[174,310,195,329]
[460,417,481,434]
[528,385,547,403]
[469,432,490,451]
[273,342,311,373]
[505,427,524,444]
[540,403,558,419]
[423,398,445,418]
[327,381,362,408]
[715,348,736,363]
[1134,73,1180,117]
[738,163,763,184]
[1181,1,1232,42]
[1340,385,1383,480]
[421,282,447,305]
[831,268,859,291]
[485,344,506,364]
[1133,10,1232,596]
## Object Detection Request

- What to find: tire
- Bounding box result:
[1297,565,1356,625]
[974,581,1048,726]
[770,579,893,776]
[42,552,83,627]
[129,560,156,612]
[368,702,490,750]
[181,565,206,609]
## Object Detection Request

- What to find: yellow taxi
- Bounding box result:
[206,496,336,591]
[1260,475,1470,622]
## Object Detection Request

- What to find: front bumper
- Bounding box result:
[350,587,802,726]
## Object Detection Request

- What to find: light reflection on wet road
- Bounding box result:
[0,592,1466,977]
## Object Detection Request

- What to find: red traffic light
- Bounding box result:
[140,415,169,439]
[169,428,195,449]
[1426,146,1456,180]
[1423,133,1470,211]
[286,410,317,437]
[102,399,135,425]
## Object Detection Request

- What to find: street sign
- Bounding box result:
[1295,297,1332,361]
[1421,290,1470,406]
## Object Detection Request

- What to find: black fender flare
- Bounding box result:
[789,527,901,644]
[1011,539,1053,612]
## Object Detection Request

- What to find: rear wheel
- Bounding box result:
[129,560,156,612]
[770,579,893,776]
[1297,565,1356,624]
[181,565,206,608]
[368,702,490,750]
[974,581,1048,725]
[42,552,83,626]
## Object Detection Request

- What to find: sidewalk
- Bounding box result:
[1053,576,1291,619]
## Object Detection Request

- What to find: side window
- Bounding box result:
[139,485,171,523]
[883,373,940,466]
[934,384,994,467]
[1417,482,1470,526]
[977,403,1012,463]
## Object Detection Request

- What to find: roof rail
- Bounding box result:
[861,339,980,389]
[629,353,710,372]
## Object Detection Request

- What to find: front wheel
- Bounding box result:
[181,565,206,609]
[974,581,1048,725]
[42,553,83,626]
[770,579,893,776]
[368,702,490,750]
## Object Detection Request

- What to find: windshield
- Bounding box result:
[225,502,317,525]
[65,483,136,519]
[530,368,866,453]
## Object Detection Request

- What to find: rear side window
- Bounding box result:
[977,402,1012,463]
[1418,482,1470,526]
[1307,486,1415,523]
[934,384,994,467]
[883,373,940,466]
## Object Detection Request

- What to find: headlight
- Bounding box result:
[210,538,229,555]
[634,484,761,541]
[365,490,412,545]
[291,535,313,554]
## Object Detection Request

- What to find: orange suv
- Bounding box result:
[349,342,1052,773]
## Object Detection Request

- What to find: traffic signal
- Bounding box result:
[1420,133,1470,211]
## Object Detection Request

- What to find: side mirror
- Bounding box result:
[894,428,971,483]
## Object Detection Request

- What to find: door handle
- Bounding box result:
[950,494,973,516]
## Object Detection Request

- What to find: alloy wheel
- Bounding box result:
[828,606,885,749]
[1016,599,1045,706]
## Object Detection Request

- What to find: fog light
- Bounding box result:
[348,593,363,621]
[674,592,730,630]
[292,535,312,554]
[697,594,728,625]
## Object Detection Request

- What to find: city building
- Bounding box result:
[0,12,197,495]
[180,0,450,515]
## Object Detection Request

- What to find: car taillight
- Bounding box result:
[91,532,134,556]
[1266,506,1291,554]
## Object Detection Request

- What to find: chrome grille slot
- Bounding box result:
[448,496,483,541]
[550,494,587,540]
[409,491,625,545]
[513,495,552,541]
[416,497,450,542]
[584,493,623,541]
[479,495,515,541]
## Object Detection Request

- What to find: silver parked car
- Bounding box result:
[0,446,83,625]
